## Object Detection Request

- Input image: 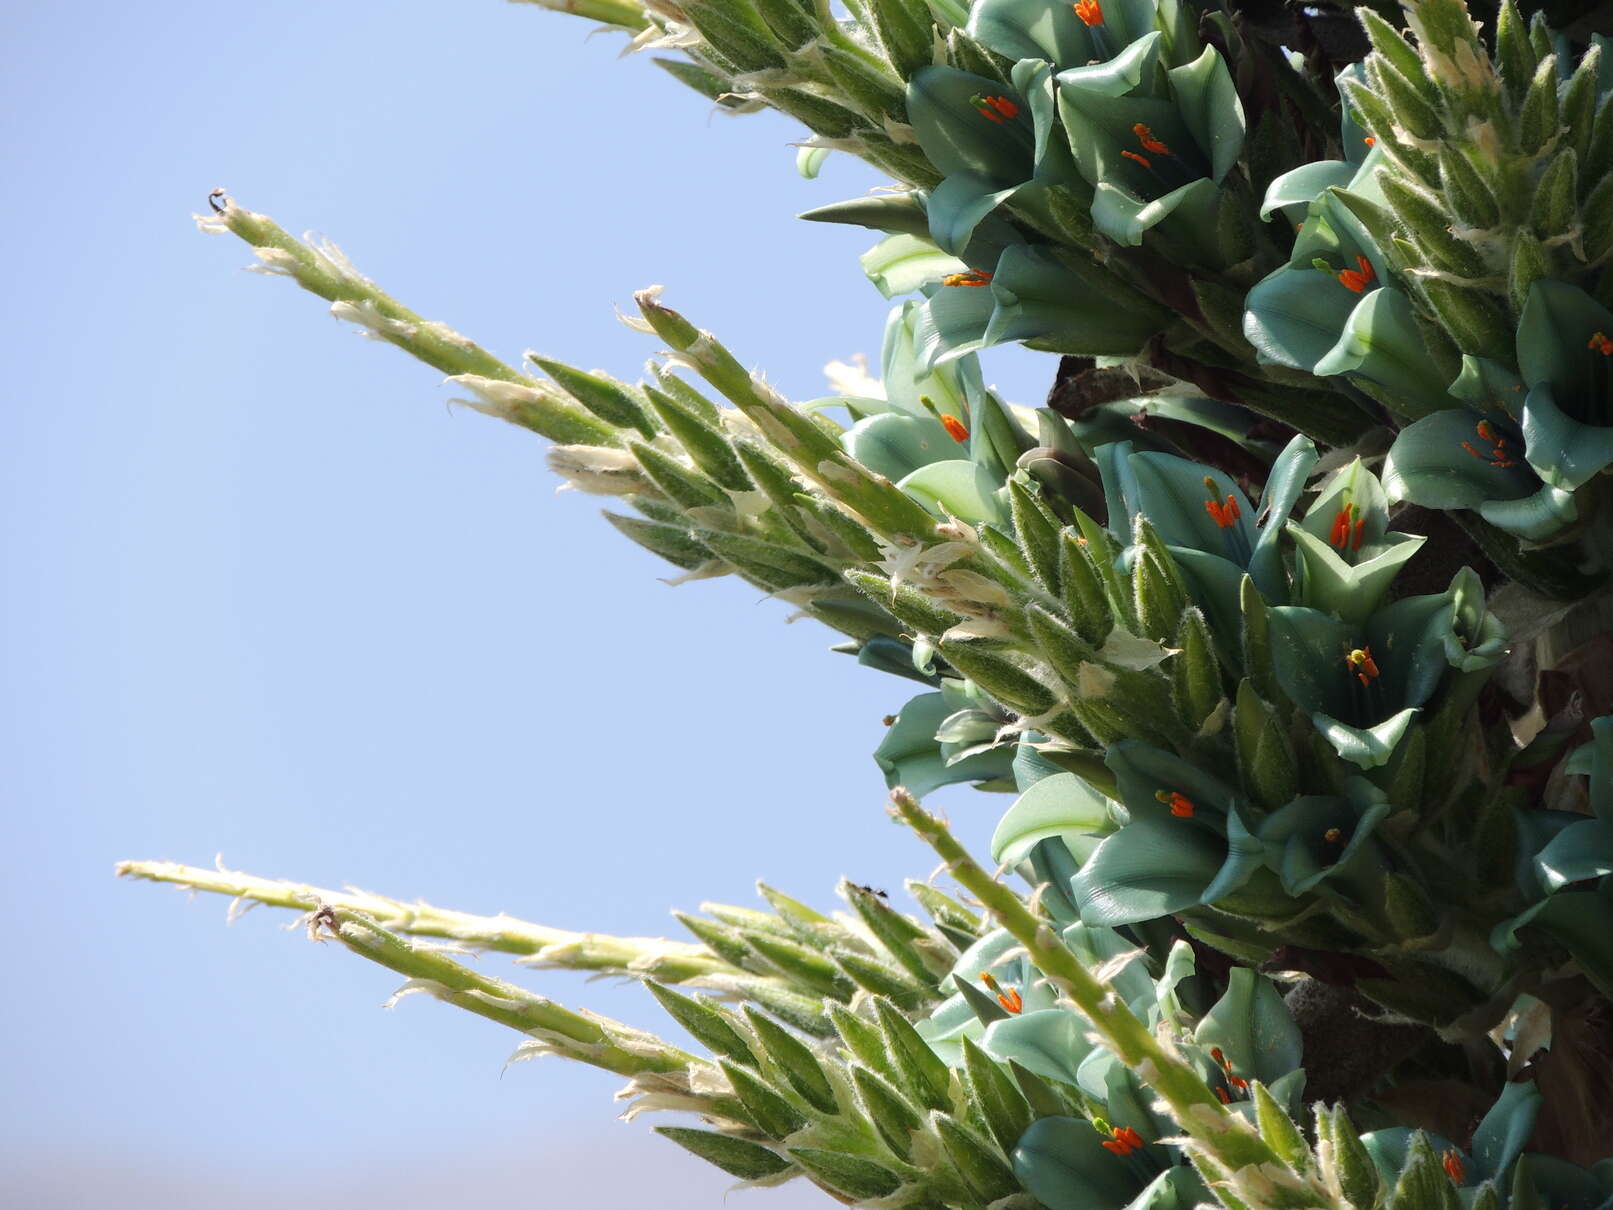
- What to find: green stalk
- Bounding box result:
[508,0,653,31]
[888,790,1344,1202]
[117,859,733,982]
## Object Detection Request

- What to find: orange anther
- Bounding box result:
[1324,827,1344,844]
[1121,149,1152,168]
[1346,647,1380,686]
[981,971,1023,1013]
[1590,331,1613,355]
[1364,136,1377,146]
[1328,502,1356,549]
[1216,1086,1231,1104]
[1442,1151,1466,1184]
[1338,255,1376,294]
[1102,1125,1143,1155]
[1073,0,1103,24]
[1155,789,1195,819]
[1133,123,1171,155]
[971,94,1019,123]
[941,270,993,288]
[940,414,971,443]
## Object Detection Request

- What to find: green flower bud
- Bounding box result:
[655,1127,792,1180]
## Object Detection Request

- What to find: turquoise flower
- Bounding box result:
[1056,33,1245,257]
[966,0,1200,72]
[1384,282,1613,542]
[1267,568,1505,769]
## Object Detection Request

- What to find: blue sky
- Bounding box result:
[3,2,1051,1203]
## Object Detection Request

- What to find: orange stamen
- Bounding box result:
[1203,478,1241,529]
[1156,789,1195,819]
[1133,123,1171,155]
[941,270,993,288]
[970,94,1019,123]
[1324,827,1344,845]
[940,414,971,443]
[1364,136,1376,147]
[1589,331,1613,356]
[1346,647,1380,687]
[1101,1125,1143,1155]
[1121,150,1152,168]
[1073,0,1103,25]
[1338,255,1376,294]
[1464,420,1518,469]
[1328,502,1356,550]
[980,971,1023,1014]
[1442,1151,1466,1184]
[1216,1086,1231,1104]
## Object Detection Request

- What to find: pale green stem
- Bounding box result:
[508,0,652,31]
[212,199,520,384]
[888,790,1343,1201]
[117,859,733,982]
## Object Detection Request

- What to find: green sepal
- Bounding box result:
[529,356,657,437]
[843,880,952,983]
[867,0,935,79]
[830,1003,899,1083]
[1133,518,1191,644]
[819,45,909,123]
[874,995,954,1111]
[645,981,759,1067]
[602,512,712,571]
[850,1065,923,1160]
[786,1148,903,1200]
[743,1005,839,1114]
[1233,678,1297,812]
[1379,175,1487,278]
[1529,150,1578,241]
[748,932,856,999]
[1387,1133,1463,1210]
[752,0,816,48]
[1321,1103,1382,1210]
[694,528,836,589]
[1240,575,1277,702]
[1517,55,1560,154]
[1173,607,1222,732]
[1494,1,1536,106]
[1508,230,1551,314]
[959,1035,1032,1155]
[799,193,932,237]
[933,1111,1018,1202]
[1252,1081,1310,1170]
[630,439,729,510]
[654,1126,792,1180]
[1562,49,1602,165]
[1420,278,1513,359]
[1367,53,1442,140]
[1359,8,1440,105]
[680,0,788,73]
[1058,526,1116,644]
[720,1058,807,1138]
[936,637,1059,717]
[846,569,964,638]
[832,947,931,1008]
[1009,477,1061,592]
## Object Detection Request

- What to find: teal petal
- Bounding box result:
[1520,382,1613,490]
[1123,451,1256,560]
[1517,279,1613,398]
[1070,814,1239,925]
[843,412,962,481]
[1383,409,1540,511]
[925,172,1024,257]
[1267,606,1353,717]
[1165,46,1244,184]
[897,459,1008,522]
[907,66,1035,184]
[1534,818,1613,892]
[966,0,1158,68]
[1309,706,1420,770]
[910,281,995,370]
[1471,1081,1541,1184]
[1193,967,1302,1086]
[1246,435,1317,600]
[1288,524,1426,625]
[874,692,1017,797]
[985,244,1168,354]
[1061,919,1157,1019]
[1255,784,1390,897]
[991,772,1117,864]
[1478,480,1578,541]
[1105,739,1241,817]
[1313,286,1452,418]
[1013,1116,1148,1210]
[1360,1130,1463,1185]
[1242,261,1362,372]
[1448,355,1525,418]
[1090,175,1220,248]
[1260,159,1354,222]
[982,1008,1095,1086]
[859,231,967,297]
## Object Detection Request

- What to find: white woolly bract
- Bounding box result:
[383,978,452,1009]
[330,298,416,342]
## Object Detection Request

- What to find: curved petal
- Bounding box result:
[1070,814,1235,925]
[1013,1116,1148,1210]
[897,459,1007,523]
[991,772,1117,864]
[1520,382,1613,490]
[1313,286,1453,418]
[1260,159,1354,221]
[907,66,1035,184]
[1242,262,1361,372]
[1383,409,1540,511]
[1090,175,1220,248]
[1166,45,1244,183]
[843,412,961,481]
[1517,278,1613,397]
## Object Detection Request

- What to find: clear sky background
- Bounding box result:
[3,2,1051,1205]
